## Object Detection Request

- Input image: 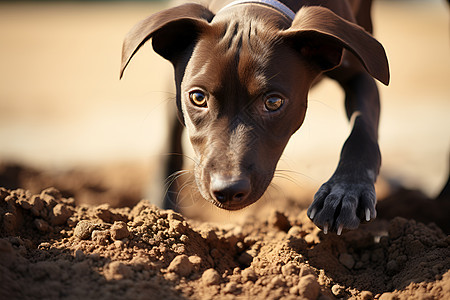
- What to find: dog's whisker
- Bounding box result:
[189,185,205,208]
[273,173,298,184]
[307,98,338,112]
[163,170,191,201]
[267,182,287,200]
[275,168,318,184]
[268,181,281,193]
[175,176,200,208]
[266,71,282,82]
[163,169,196,210]
[174,173,204,209]
[173,173,194,193]
[162,152,199,166]
[275,164,315,178]
[141,94,176,121]
[164,169,190,185]
[273,172,303,189]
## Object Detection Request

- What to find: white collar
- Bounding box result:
[217,0,296,21]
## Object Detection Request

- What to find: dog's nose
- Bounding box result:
[210,175,251,204]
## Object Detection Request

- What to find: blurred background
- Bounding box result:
[0,0,449,214]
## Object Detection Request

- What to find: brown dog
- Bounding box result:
[120,0,389,235]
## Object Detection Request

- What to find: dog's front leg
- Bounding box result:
[308,68,381,234]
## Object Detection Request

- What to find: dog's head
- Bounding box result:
[120,3,389,210]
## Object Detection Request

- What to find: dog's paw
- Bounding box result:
[307,180,377,235]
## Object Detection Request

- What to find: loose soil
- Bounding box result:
[1,163,449,300]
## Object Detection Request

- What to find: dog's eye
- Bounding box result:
[189,90,207,107]
[264,95,284,112]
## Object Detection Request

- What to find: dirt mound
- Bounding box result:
[1,186,449,299]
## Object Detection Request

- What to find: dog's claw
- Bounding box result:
[365,208,371,222]
[309,208,316,220]
[337,224,344,236]
[323,223,328,234]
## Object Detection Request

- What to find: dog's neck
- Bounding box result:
[217,0,296,21]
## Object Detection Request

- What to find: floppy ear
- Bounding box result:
[282,6,390,85]
[120,3,214,79]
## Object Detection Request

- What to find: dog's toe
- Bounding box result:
[308,181,376,234]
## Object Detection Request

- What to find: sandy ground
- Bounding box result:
[0,1,450,299]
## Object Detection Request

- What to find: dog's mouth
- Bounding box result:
[207,197,258,211]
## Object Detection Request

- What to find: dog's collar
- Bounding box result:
[217,0,296,21]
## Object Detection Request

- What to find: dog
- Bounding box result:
[120,0,390,235]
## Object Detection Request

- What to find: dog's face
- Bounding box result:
[179,17,316,209]
[120,3,389,210]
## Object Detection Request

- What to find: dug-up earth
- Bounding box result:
[1,165,449,300]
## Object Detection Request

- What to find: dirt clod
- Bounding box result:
[339,253,355,269]
[268,210,291,232]
[241,267,257,282]
[167,254,193,277]
[110,221,129,240]
[298,274,320,299]
[50,203,72,225]
[74,220,96,240]
[202,268,221,286]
